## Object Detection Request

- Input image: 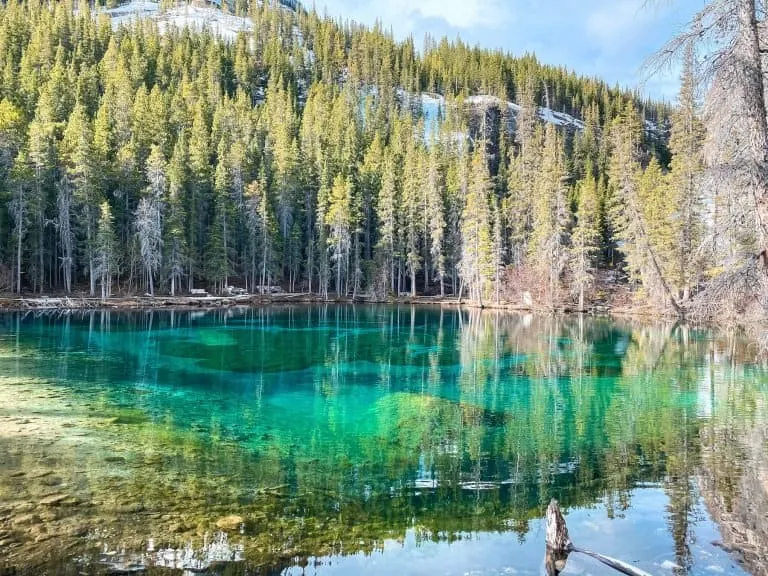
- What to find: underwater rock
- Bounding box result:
[62,524,89,537]
[30,471,53,479]
[39,493,68,506]
[32,528,51,543]
[115,503,145,513]
[215,515,245,531]
[13,502,35,513]
[11,513,41,526]
[38,475,63,487]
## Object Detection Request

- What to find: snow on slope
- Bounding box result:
[413,92,587,135]
[104,1,252,41]
[419,93,665,137]
[464,94,586,131]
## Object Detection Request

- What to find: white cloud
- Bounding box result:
[321,0,509,33]
[585,0,655,49]
[402,0,507,29]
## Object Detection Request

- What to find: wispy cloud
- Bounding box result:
[322,0,509,33]
[585,0,654,49]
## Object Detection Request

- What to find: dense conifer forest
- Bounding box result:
[0,0,750,318]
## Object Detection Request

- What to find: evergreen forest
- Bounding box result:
[0,0,747,318]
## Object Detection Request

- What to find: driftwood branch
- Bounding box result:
[545,500,654,576]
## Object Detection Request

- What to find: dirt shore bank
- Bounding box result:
[0,292,654,318]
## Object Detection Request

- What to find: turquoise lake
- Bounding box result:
[0,306,766,575]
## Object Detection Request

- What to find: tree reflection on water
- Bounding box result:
[0,307,764,574]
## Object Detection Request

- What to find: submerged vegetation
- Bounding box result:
[0,307,765,573]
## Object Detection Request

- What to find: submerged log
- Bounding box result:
[545,500,654,576]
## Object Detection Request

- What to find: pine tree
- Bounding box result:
[359,133,384,263]
[460,148,494,305]
[505,76,542,265]
[491,197,504,304]
[402,138,422,296]
[265,75,298,285]
[426,145,446,295]
[205,191,229,292]
[375,152,399,295]
[165,134,188,296]
[135,145,165,296]
[316,169,331,299]
[444,147,468,296]
[61,103,101,296]
[638,158,677,297]
[55,174,75,294]
[570,166,601,310]
[95,201,117,300]
[506,125,543,266]
[1,99,27,290]
[245,170,277,292]
[667,45,705,301]
[326,174,354,296]
[27,114,55,293]
[187,102,211,291]
[530,123,571,304]
[9,148,31,294]
[609,103,680,313]
[207,137,234,291]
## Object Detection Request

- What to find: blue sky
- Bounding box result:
[316,0,705,100]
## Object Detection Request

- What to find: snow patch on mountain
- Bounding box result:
[465,94,586,131]
[416,92,666,138]
[104,1,252,40]
[414,92,587,134]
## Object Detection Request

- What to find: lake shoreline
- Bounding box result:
[0,293,678,321]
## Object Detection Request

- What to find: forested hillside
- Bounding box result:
[0,0,701,311]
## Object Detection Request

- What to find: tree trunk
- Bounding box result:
[223,207,230,290]
[336,254,342,296]
[87,214,95,296]
[16,233,22,295]
[737,0,768,252]
[261,234,268,291]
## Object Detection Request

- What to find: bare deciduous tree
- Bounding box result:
[648,0,768,319]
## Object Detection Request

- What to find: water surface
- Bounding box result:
[0,306,765,575]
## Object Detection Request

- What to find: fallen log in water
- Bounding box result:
[545,500,654,576]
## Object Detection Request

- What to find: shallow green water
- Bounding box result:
[0,307,766,575]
